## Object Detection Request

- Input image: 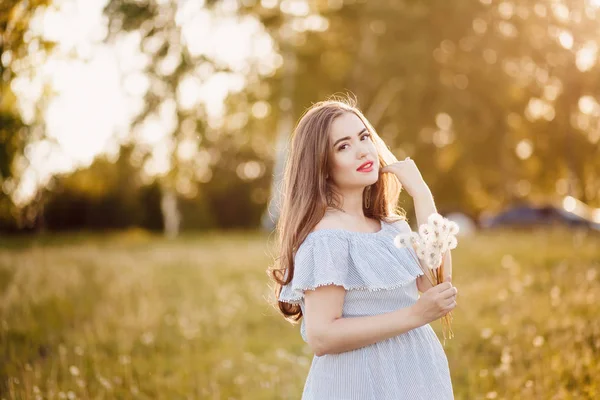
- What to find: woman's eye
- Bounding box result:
[338,133,370,150]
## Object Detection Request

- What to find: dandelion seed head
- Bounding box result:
[425,233,439,246]
[428,213,444,227]
[481,328,493,339]
[533,336,544,347]
[141,332,155,345]
[441,240,449,252]
[410,232,420,245]
[449,221,460,235]
[97,375,112,390]
[447,236,458,250]
[440,221,449,232]
[425,240,437,254]
[396,213,459,270]
[394,234,411,248]
[393,235,402,248]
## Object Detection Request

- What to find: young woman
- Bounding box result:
[269,97,457,399]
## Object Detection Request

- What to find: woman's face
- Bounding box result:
[327,112,379,189]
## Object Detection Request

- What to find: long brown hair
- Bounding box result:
[268,95,407,323]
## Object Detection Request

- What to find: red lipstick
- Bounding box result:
[357,161,374,172]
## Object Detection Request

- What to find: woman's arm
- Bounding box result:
[304,285,425,356]
[381,157,453,285]
[304,279,457,356]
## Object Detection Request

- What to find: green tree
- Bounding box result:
[1,0,53,230]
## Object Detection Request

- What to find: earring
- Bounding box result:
[365,186,371,209]
[326,190,334,207]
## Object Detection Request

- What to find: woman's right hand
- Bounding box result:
[410,278,457,325]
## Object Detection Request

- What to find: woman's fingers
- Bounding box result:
[440,285,458,299]
[442,298,457,309]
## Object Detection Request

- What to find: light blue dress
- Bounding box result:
[279,219,454,400]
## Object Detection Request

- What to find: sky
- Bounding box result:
[10,0,280,204]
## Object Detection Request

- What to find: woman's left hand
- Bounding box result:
[381,157,430,198]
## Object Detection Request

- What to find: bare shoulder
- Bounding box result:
[312,212,347,232]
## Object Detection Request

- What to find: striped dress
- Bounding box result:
[279,219,454,400]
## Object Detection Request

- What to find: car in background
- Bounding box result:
[480,198,600,232]
[444,212,478,237]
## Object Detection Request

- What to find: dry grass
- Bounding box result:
[1,227,599,399]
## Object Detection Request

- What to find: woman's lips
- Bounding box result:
[357,162,374,172]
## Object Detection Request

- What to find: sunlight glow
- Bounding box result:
[525,98,555,121]
[576,42,598,72]
[578,96,600,116]
[558,31,574,49]
[593,209,600,223]
[10,0,278,204]
[498,2,514,19]
[563,195,600,223]
[563,196,577,212]
[515,139,533,160]
[280,0,310,17]
[551,3,570,22]
[251,101,271,119]
[10,0,137,204]
[179,8,277,75]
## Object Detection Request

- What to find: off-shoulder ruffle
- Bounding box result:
[279,220,424,304]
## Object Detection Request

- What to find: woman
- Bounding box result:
[269,97,458,399]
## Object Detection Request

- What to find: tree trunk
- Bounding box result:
[161,187,180,238]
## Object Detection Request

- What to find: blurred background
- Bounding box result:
[1,0,599,399]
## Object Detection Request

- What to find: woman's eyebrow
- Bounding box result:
[332,128,367,149]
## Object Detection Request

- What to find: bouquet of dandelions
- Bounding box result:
[393,213,459,343]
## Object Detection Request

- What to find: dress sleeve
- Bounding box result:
[279,226,424,304]
[391,218,412,234]
[278,234,350,304]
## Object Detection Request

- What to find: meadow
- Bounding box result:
[1,227,599,399]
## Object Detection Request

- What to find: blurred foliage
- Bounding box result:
[0,228,598,398]
[2,0,600,231]
[35,145,164,231]
[0,0,52,180]
[1,0,53,232]
[15,143,268,231]
[235,0,600,214]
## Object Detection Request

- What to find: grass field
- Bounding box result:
[1,227,599,399]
